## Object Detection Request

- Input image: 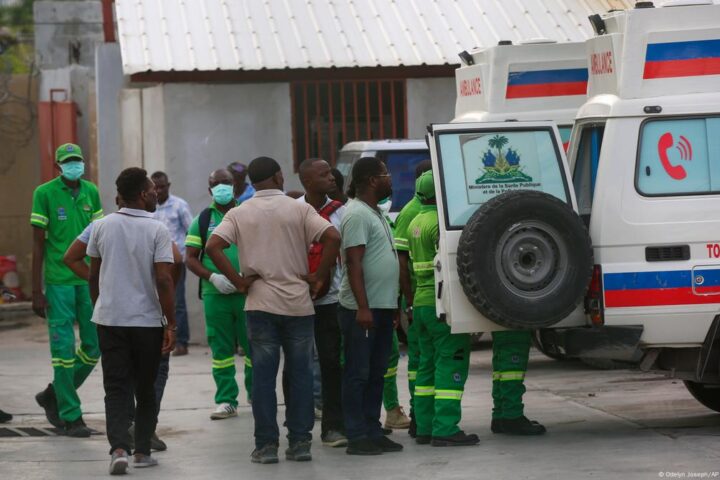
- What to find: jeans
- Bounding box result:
[314,303,344,435]
[339,307,394,441]
[98,325,163,456]
[175,266,190,346]
[246,311,314,449]
[129,353,169,422]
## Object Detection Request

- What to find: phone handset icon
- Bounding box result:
[658,132,687,180]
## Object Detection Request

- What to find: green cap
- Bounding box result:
[55,143,84,164]
[415,170,435,201]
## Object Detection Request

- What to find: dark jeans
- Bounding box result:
[246,311,314,449]
[175,265,189,346]
[129,353,170,421]
[314,303,344,436]
[339,307,394,441]
[98,325,163,456]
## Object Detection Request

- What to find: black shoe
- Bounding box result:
[492,416,546,435]
[151,433,167,451]
[36,383,63,428]
[346,438,382,456]
[0,409,12,423]
[64,417,91,438]
[371,435,403,452]
[431,431,480,447]
[381,427,392,435]
[408,413,417,438]
[415,435,431,445]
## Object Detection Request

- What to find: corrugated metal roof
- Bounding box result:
[116,0,633,75]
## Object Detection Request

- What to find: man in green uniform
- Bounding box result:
[409,171,479,447]
[31,143,103,437]
[185,169,252,420]
[383,160,431,434]
[490,330,546,434]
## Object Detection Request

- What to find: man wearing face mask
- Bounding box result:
[30,143,103,437]
[185,169,252,420]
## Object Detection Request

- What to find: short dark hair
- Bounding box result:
[150,171,168,182]
[347,157,384,198]
[415,159,432,179]
[298,158,325,183]
[331,168,344,191]
[248,156,281,184]
[117,167,149,202]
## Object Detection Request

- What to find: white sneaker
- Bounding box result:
[109,449,128,475]
[210,403,237,420]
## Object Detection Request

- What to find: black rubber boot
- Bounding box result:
[64,417,92,438]
[35,383,64,428]
[408,412,417,438]
[0,409,12,423]
[415,435,431,445]
[492,416,546,435]
[431,431,480,447]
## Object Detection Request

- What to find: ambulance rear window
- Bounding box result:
[436,128,569,229]
[636,116,720,196]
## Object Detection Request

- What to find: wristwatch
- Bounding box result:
[404,305,413,314]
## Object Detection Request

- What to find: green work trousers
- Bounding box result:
[45,284,98,422]
[406,315,419,415]
[203,294,252,406]
[414,306,471,437]
[491,330,531,419]
[382,331,401,411]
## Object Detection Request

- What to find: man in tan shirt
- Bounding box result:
[206,156,341,465]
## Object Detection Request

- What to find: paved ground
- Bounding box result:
[1,315,719,480]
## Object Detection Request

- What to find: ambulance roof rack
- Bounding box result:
[635,1,655,7]
[662,0,713,5]
[498,40,513,46]
[520,38,557,45]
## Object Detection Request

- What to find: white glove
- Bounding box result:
[209,273,236,294]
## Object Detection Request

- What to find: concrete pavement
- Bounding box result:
[1,316,719,479]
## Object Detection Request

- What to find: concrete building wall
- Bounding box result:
[34,1,103,70]
[406,77,456,137]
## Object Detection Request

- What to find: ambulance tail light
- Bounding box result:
[585,265,604,326]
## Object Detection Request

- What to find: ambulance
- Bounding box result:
[432,0,720,412]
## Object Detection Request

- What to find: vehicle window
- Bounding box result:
[559,126,572,152]
[572,124,605,223]
[376,150,430,211]
[637,117,720,196]
[437,128,568,229]
[335,151,362,177]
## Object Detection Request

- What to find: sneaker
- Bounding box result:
[491,416,546,435]
[0,409,12,423]
[286,440,312,461]
[172,344,188,356]
[251,444,279,464]
[109,449,129,475]
[384,406,411,429]
[210,403,237,420]
[371,435,403,452]
[321,430,348,448]
[35,383,63,428]
[64,417,91,438]
[133,453,158,468]
[415,435,431,445]
[151,432,167,451]
[431,431,480,447]
[346,438,382,456]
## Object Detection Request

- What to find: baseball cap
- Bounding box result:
[415,170,435,201]
[55,143,84,164]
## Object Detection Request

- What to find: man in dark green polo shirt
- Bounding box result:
[30,143,103,437]
[185,168,252,420]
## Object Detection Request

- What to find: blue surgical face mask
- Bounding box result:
[60,161,85,181]
[378,197,392,215]
[211,184,235,205]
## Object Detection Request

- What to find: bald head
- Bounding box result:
[298,158,335,196]
[209,168,233,187]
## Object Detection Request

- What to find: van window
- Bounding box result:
[559,126,572,152]
[375,150,430,211]
[436,128,568,229]
[572,124,605,223]
[637,117,720,196]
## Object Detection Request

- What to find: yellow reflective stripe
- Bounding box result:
[244,357,252,368]
[413,261,434,272]
[435,389,463,401]
[30,213,49,227]
[414,385,435,396]
[76,348,98,366]
[407,370,417,381]
[91,210,104,220]
[186,235,202,248]
[492,371,525,382]
[212,357,235,366]
[394,238,409,248]
[52,358,75,369]
[383,366,398,378]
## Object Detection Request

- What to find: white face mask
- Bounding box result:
[378,197,392,215]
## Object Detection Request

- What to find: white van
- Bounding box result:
[435,1,720,412]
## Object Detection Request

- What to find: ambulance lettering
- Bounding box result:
[459,77,482,97]
[707,244,720,259]
[590,51,614,75]
[658,132,692,180]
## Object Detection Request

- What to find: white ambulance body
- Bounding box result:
[564,0,720,392]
